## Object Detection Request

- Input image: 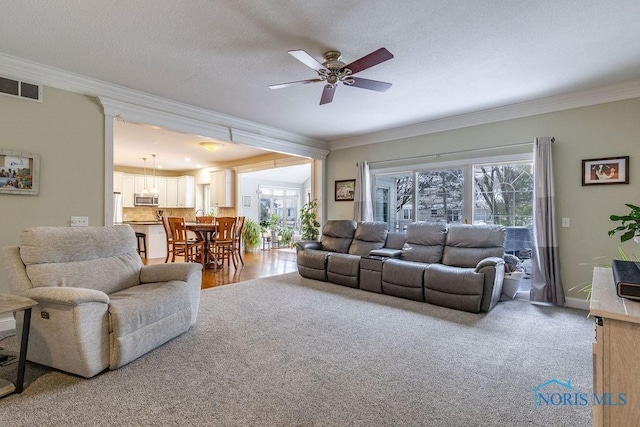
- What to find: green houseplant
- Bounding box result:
[301,199,321,240]
[242,218,261,252]
[608,203,640,243]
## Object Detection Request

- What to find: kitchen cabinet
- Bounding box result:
[118,173,194,208]
[155,177,168,207]
[210,169,234,207]
[157,176,194,208]
[165,177,178,207]
[590,267,640,426]
[128,223,166,259]
[177,176,195,208]
[113,172,123,193]
[134,175,148,194]
[121,174,135,207]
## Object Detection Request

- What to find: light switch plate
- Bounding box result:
[561,217,570,228]
[70,216,89,227]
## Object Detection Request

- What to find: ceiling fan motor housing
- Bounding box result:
[321,51,354,87]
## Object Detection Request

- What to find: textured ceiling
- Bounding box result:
[2,1,640,146]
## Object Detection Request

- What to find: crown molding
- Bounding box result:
[0,52,329,157]
[330,79,640,151]
[230,129,329,159]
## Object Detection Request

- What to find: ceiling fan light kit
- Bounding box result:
[269,47,394,105]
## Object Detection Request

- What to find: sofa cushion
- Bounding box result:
[109,281,192,369]
[381,259,426,301]
[320,220,356,253]
[19,226,142,294]
[327,253,361,288]
[384,232,406,250]
[401,222,447,263]
[296,249,331,281]
[442,224,505,268]
[348,221,388,256]
[424,264,484,313]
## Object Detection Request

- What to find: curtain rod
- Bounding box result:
[362,137,554,167]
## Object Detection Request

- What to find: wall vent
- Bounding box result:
[0,76,42,102]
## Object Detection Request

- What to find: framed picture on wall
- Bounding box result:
[243,195,251,207]
[335,179,355,201]
[0,149,40,195]
[582,156,629,185]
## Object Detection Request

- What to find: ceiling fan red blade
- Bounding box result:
[349,77,392,92]
[269,79,323,89]
[344,48,394,75]
[320,85,336,105]
[288,50,327,72]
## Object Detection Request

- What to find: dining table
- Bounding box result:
[185,223,221,269]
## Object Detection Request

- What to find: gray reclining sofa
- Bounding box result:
[297,220,506,313]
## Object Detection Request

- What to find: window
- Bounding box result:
[416,169,464,223]
[373,155,533,257]
[375,187,389,222]
[473,161,533,258]
[374,172,413,231]
[259,185,300,230]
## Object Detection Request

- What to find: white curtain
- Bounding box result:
[530,137,565,305]
[354,161,373,222]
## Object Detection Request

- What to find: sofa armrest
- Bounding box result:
[475,257,506,312]
[140,263,202,284]
[369,248,402,258]
[21,286,109,306]
[475,256,505,272]
[296,241,322,252]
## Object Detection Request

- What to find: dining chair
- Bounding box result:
[168,217,204,263]
[161,216,174,263]
[212,216,237,268]
[232,216,245,266]
[196,216,215,224]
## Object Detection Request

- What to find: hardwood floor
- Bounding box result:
[144,248,298,289]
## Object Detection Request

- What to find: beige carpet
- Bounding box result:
[0,272,592,426]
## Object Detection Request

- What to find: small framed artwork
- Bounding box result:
[335,179,355,201]
[243,195,251,207]
[582,156,629,186]
[0,149,40,195]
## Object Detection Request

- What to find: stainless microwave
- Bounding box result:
[134,193,159,206]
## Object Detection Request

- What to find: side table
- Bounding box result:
[0,294,37,397]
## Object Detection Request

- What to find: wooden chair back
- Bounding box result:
[214,217,236,243]
[196,216,215,224]
[168,217,189,243]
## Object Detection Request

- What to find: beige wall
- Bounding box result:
[2,83,639,302]
[326,98,640,301]
[0,86,105,248]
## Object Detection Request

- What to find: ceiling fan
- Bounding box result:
[269,47,394,105]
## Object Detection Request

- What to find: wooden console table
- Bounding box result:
[590,267,640,426]
[0,294,37,397]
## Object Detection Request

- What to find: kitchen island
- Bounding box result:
[123,221,166,260]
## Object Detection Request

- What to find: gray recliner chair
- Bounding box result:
[326,222,389,288]
[296,220,357,281]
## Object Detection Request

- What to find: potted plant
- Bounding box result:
[301,199,321,240]
[608,203,640,243]
[242,218,261,252]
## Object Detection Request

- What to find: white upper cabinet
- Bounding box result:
[177,176,195,208]
[121,174,135,207]
[210,169,234,207]
[113,172,123,193]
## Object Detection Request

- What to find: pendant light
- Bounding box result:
[150,154,158,194]
[141,157,149,194]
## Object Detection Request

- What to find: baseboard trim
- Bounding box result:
[563,297,590,311]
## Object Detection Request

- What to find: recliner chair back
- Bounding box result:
[320,220,357,253]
